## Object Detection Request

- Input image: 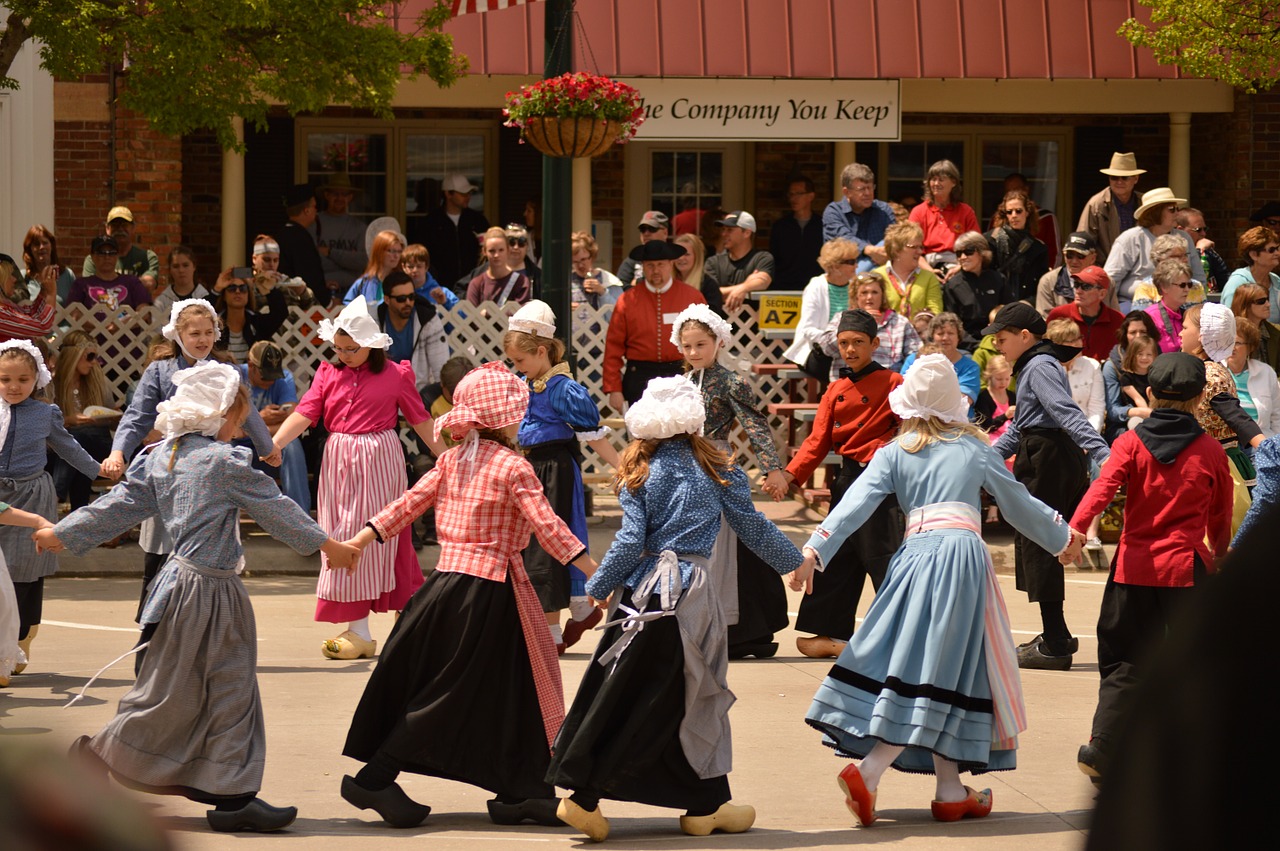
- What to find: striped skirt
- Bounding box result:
[314,430,423,620]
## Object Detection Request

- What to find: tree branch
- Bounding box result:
[0,12,33,86]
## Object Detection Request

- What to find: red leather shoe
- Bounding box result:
[931,787,992,822]
[836,764,877,826]
[563,608,603,650]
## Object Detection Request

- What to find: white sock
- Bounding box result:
[549,623,564,644]
[569,596,594,621]
[347,617,372,642]
[858,742,905,792]
[932,754,967,802]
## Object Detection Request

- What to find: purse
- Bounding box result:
[800,346,834,381]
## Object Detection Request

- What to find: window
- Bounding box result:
[981,140,1060,227]
[303,131,389,227]
[403,132,488,238]
[883,140,965,207]
[649,151,723,235]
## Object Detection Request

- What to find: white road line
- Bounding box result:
[42,619,137,633]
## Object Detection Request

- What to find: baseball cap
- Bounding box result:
[250,341,285,382]
[981,302,1046,336]
[90,235,119,255]
[716,211,757,232]
[1148,352,1206,401]
[442,174,478,194]
[107,205,134,224]
[1071,266,1110,290]
[1062,232,1096,256]
[638,211,669,230]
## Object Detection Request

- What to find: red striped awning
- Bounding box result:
[452,0,537,14]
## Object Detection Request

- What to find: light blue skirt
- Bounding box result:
[805,527,1015,775]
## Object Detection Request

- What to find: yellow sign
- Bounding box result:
[757,293,803,330]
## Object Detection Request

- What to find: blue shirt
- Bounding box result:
[900,351,981,417]
[1220,268,1280,324]
[517,373,601,448]
[235,364,299,410]
[822,198,895,271]
[993,352,1110,466]
[0,398,101,481]
[385,318,416,363]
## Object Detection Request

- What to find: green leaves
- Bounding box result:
[1121,0,1280,93]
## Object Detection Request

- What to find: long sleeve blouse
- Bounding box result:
[518,373,602,447]
[294,359,430,434]
[992,350,1110,465]
[693,363,782,472]
[0,398,101,480]
[587,440,802,598]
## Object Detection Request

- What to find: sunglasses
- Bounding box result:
[1001,208,1026,215]
[957,247,979,257]
[1182,226,1207,234]
[507,237,528,247]
[1172,281,1193,289]
[839,258,859,267]
[638,225,661,234]
[1255,297,1271,306]
[387,293,416,303]
[85,352,100,364]
[224,283,250,293]
[1265,218,1280,227]
[1265,246,1280,254]
[1073,283,1101,292]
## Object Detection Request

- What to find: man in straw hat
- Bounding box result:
[1077,152,1147,265]
[313,172,369,291]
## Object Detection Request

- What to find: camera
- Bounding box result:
[232,266,253,279]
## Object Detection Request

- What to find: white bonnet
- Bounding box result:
[0,339,52,389]
[1196,301,1236,363]
[318,295,393,350]
[889,353,971,424]
[161,298,220,342]
[669,303,732,350]
[625,375,706,440]
[508,299,557,338]
[154,362,243,439]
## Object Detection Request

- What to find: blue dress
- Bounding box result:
[803,435,1068,774]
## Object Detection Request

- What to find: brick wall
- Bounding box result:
[752,141,834,248]
[112,101,183,270]
[53,121,112,264]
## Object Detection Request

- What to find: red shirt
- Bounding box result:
[1046,302,1127,361]
[909,201,979,254]
[602,281,706,392]
[1070,429,1232,587]
[787,366,902,480]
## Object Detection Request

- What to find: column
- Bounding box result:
[1169,112,1191,201]
[572,157,592,232]
[221,117,246,267]
[833,141,855,197]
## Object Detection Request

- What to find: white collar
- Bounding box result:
[645,277,674,294]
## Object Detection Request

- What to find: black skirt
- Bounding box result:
[343,569,555,800]
[522,440,582,612]
[547,588,732,813]
[1011,427,1088,603]
[725,539,790,648]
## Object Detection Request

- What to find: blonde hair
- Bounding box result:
[674,233,705,290]
[885,221,925,260]
[897,416,989,454]
[151,304,231,363]
[818,238,859,273]
[54,330,113,413]
[503,328,566,365]
[983,354,1012,380]
[614,435,730,494]
[1045,318,1082,346]
[1152,396,1200,413]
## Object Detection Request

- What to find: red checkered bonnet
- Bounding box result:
[433,361,529,443]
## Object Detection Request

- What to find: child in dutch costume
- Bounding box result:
[549,375,803,843]
[338,361,599,829]
[796,354,1084,826]
[0,502,57,687]
[271,296,445,660]
[0,339,109,674]
[670,303,792,659]
[503,299,619,653]
[37,362,359,833]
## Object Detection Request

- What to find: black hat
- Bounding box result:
[836,309,878,339]
[1062,231,1097,255]
[1250,202,1280,223]
[284,183,316,208]
[981,302,1046,337]
[629,240,687,262]
[252,342,286,382]
[1148,352,1206,401]
[90,235,119,255]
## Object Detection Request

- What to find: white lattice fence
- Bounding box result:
[48,300,797,475]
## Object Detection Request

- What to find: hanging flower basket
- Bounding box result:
[504,72,644,158]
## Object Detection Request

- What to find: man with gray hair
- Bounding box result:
[822,163,895,272]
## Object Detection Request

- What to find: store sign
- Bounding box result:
[757,293,804,330]
[623,78,900,141]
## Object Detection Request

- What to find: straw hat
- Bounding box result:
[1134,187,1187,221]
[1099,152,1146,177]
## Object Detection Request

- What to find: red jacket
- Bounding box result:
[1046,302,1127,361]
[1070,429,1232,587]
[787,365,902,481]
[602,281,705,393]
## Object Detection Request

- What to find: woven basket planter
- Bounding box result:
[521,116,622,158]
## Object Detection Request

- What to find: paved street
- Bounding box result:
[1,491,1104,849]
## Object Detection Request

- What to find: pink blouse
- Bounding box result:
[295,360,430,435]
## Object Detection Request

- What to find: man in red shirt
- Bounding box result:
[603,240,706,410]
[1067,352,1231,783]
[1046,266,1126,361]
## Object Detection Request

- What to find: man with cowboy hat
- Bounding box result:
[311,172,368,291]
[1077,152,1147,265]
[602,240,707,412]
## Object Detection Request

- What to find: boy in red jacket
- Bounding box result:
[1066,352,1232,784]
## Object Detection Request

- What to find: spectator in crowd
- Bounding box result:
[671,233,709,301]
[277,184,328,302]
[152,245,211,318]
[769,176,823,290]
[251,233,313,309]
[1176,207,1229,291]
[874,221,943,320]
[815,272,921,378]
[1128,232,1208,311]
[520,196,541,262]
[1102,310,1161,440]
[822,162,894,272]
[908,159,978,275]
[986,190,1049,302]
[1036,232,1098,316]
[51,330,121,510]
[671,183,703,237]
[1046,318,1106,434]
[1249,201,1280,229]
[20,225,75,304]
[1144,258,1196,354]
[700,206,729,257]
[376,270,448,393]
[429,354,473,426]
[501,223,541,293]
[1117,334,1159,432]
[67,235,152,311]
[401,243,455,308]
[1220,226,1280,320]
[1046,265,1126,361]
[997,172,1061,267]
[1227,319,1280,441]
[602,240,706,410]
[704,211,772,313]
[466,227,531,307]
[82,206,159,294]
[421,174,489,294]
[208,267,288,364]
[1104,188,1205,312]
[1230,282,1280,373]
[344,230,406,306]
[900,312,981,413]
[616,211,670,288]
[785,238,859,380]
[975,354,1016,444]
[945,230,1012,345]
[313,172,368,292]
[238,340,310,513]
[569,231,623,311]
[1077,152,1145,265]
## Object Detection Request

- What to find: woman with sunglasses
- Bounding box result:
[1220,227,1280,321]
[1229,283,1280,374]
[1127,233,1207,312]
[504,224,542,293]
[51,331,122,510]
[209,267,288,364]
[984,191,1048,304]
[1144,259,1196,354]
[945,231,1012,344]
